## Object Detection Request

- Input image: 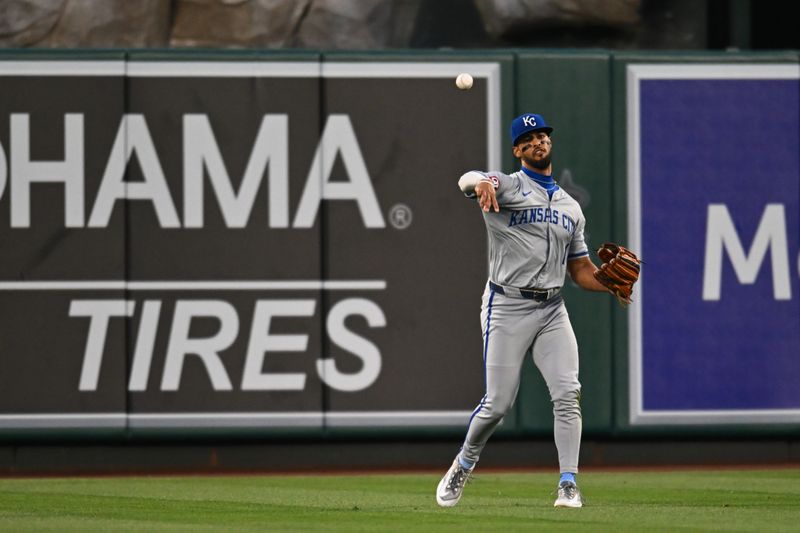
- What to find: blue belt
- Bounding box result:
[489,281,559,302]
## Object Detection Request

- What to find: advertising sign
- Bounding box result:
[0,60,501,431]
[627,64,800,424]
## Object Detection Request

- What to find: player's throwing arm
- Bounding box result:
[458,172,500,213]
[473,180,499,213]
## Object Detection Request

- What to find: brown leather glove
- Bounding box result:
[593,242,642,306]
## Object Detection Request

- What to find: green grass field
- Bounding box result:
[1,468,798,531]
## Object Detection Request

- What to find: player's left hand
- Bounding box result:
[475,181,499,213]
[593,242,642,306]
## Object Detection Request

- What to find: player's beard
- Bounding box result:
[525,151,551,170]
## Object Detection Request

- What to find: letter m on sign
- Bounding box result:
[702,203,791,300]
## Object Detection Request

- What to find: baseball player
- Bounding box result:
[436,113,635,509]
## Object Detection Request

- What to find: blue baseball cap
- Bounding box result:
[510,113,553,145]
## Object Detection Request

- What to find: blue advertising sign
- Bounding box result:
[627,64,800,424]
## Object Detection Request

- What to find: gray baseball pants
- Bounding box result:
[459,283,582,473]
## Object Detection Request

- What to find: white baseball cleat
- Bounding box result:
[554,480,584,508]
[436,459,473,507]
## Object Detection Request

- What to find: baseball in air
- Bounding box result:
[455,73,473,90]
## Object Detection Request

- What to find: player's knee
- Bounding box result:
[551,388,581,419]
[481,395,515,420]
[550,384,581,404]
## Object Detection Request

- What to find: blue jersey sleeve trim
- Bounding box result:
[567,251,589,259]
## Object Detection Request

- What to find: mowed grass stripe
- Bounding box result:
[0,469,798,532]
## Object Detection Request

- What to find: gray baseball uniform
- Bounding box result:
[459,168,588,474]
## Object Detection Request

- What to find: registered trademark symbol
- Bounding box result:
[388,204,413,230]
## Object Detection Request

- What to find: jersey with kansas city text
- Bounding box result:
[467,170,589,289]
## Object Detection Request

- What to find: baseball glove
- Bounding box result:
[593,242,642,306]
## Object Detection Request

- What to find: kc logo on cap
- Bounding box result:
[510,113,553,145]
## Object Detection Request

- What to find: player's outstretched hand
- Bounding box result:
[475,181,499,213]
